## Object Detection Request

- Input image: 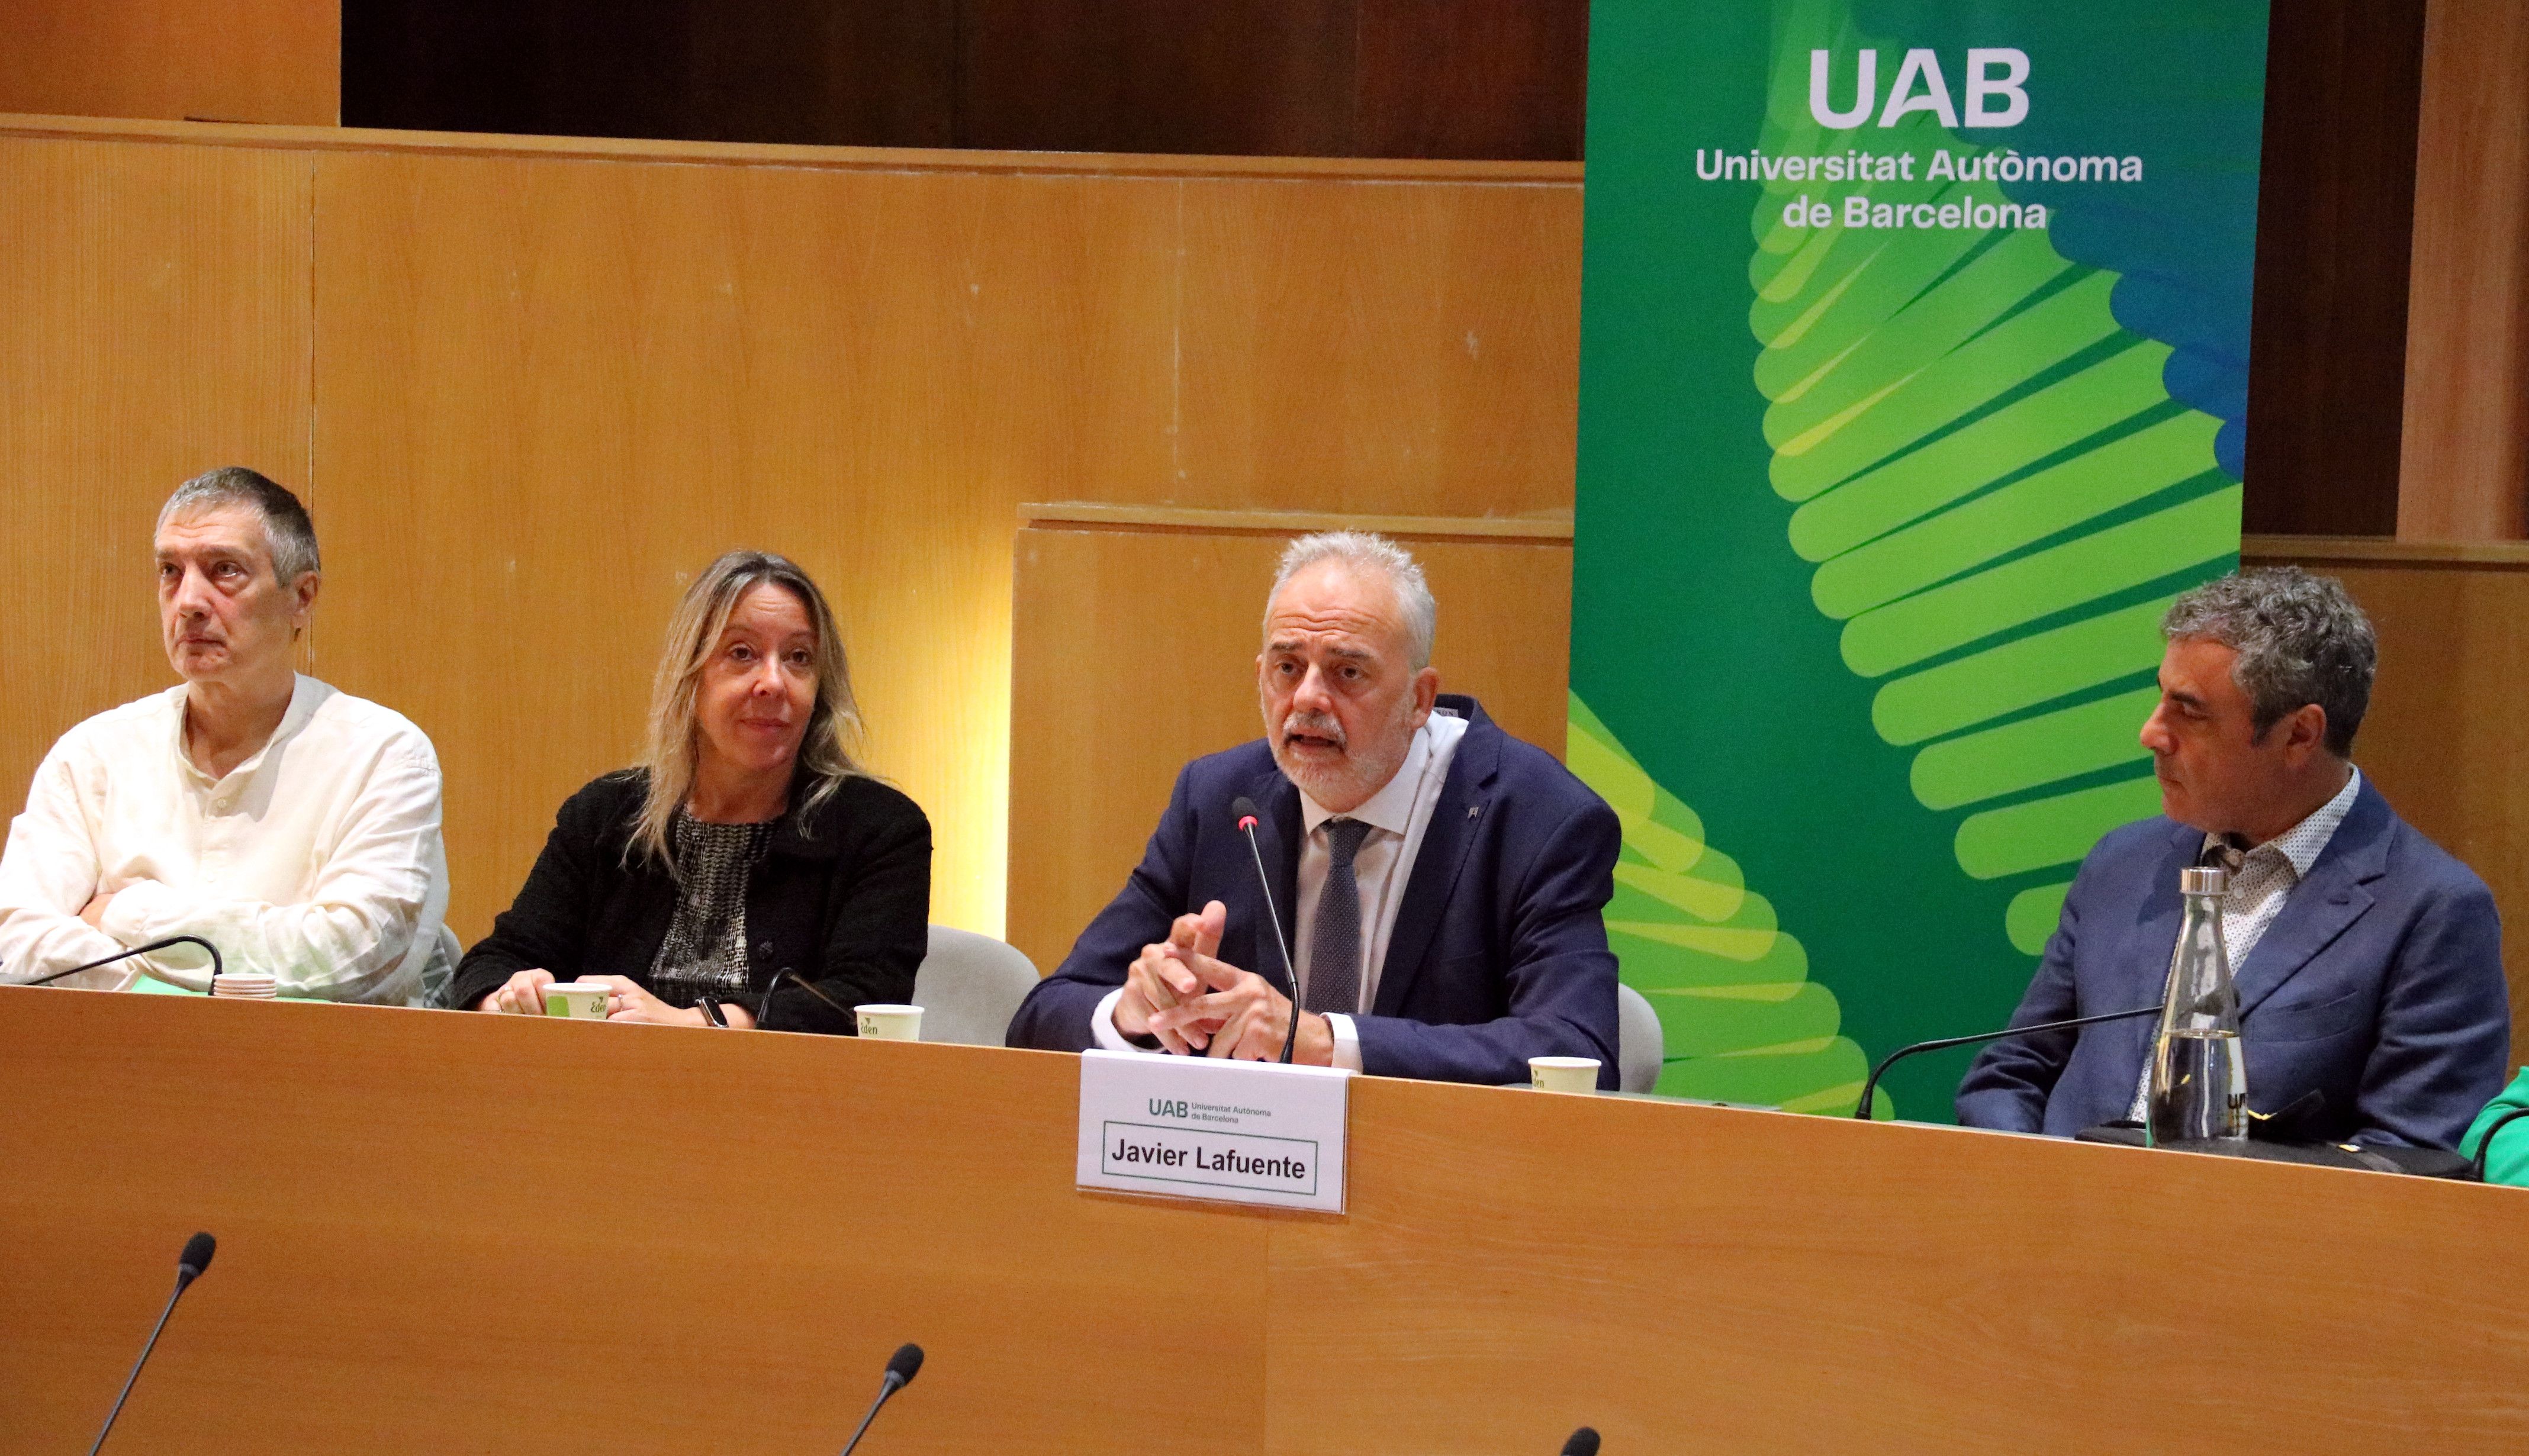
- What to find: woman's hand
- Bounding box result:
[587,975,707,1027]
[478,968,556,1013]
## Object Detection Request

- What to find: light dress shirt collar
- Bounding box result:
[1089,706,1468,1070]
[1296,716,1430,842]
[2202,765,2362,878]
[2130,766,2363,1120]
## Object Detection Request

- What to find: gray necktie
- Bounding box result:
[1305,819,1374,1015]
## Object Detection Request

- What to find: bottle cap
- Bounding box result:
[2180,865,2229,895]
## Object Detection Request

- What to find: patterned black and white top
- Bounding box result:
[648,813,777,1008]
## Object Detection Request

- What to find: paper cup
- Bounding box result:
[855,1003,924,1041]
[542,982,609,1019]
[1529,1056,1601,1094]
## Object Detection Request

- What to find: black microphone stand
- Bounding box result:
[90,1233,215,1456]
[20,935,227,990]
[1230,802,1304,1064]
[1852,1004,2162,1119]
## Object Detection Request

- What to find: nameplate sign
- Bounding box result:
[1076,1050,1353,1214]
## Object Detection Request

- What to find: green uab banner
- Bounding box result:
[1568,0,2270,1119]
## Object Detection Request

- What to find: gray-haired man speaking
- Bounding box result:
[1957,568,2508,1148]
[1007,530,1621,1085]
[0,468,450,1003]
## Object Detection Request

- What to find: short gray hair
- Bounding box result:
[1268,531,1437,668]
[157,467,321,584]
[2162,567,2376,756]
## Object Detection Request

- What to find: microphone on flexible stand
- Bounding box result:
[1562,1426,1602,1455]
[20,936,227,990]
[836,1343,924,1456]
[88,1232,217,1456]
[754,968,791,1031]
[1852,1004,2164,1119]
[1228,795,1304,1064]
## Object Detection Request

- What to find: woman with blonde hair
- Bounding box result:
[452,551,929,1032]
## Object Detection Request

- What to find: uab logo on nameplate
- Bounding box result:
[1076,1051,1354,1214]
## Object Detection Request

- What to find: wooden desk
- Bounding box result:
[2,987,2524,1452]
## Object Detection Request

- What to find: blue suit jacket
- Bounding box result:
[1005,696,1621,1087]
[1956,778,2509,1148]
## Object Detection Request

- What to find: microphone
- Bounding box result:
[755,968,790,1031]
[1228,795,1304,1064]
[21,935,227,990]
[88,1232,217,1456]
[1852,1004,2163,1119]
[1562,1427,1601,1455]
[837,1342,924,1456]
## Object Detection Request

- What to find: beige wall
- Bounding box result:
[0,115,1582,944]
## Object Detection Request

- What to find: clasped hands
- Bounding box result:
[1115,900,1333,1065]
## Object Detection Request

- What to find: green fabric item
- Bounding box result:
[2460,1068,2529,1186]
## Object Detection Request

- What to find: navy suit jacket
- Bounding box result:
[1005,696,1621,1087]
[1955,777,2509,1148]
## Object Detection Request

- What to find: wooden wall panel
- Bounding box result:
[2398,0,2529,541]
[957,0,1356,157]
[1354,0,1591,162]
[0,135,313,837]
[342,0,957,147]
[341,0,1592,161]
[1007,520,1571,978]
[1176,179,1582,515]
[2246,539,2529,1066]
[2241,0,2427,538]
[0,0,336,126]
[307,152,1185,943]
[262,130,1582,946]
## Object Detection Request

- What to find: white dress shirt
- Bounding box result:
[2128,766,2363,1117]
[0,675,448,1004]
[1094,708,1469,1070]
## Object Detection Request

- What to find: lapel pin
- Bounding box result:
[1468,805,1481,820]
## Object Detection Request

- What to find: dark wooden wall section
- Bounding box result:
[340,0,958,147]
[2241,0,2428,537]
[342,0,1591,160]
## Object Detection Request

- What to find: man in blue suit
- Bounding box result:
[1957,568,2509,1148]
[1006,531,1620,1086]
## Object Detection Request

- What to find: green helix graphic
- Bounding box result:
[1569,695,1876,1114]
[1568,0,2242,1118]
[1748,0,2236,951]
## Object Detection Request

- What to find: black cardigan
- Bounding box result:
[451,769,931,1034]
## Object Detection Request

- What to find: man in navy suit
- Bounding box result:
[1957,568,2509,1148]
[1006,531,1620,1086]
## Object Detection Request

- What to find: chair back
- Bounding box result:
[1617,983,1665,1094]
[913,926,1041,1045]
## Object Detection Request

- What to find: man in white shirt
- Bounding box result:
[1006,531,1621,1085]
[0,467,449,1004]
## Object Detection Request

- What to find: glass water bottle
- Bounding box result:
[2147,865,2249,1145]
